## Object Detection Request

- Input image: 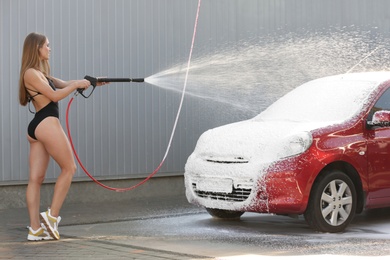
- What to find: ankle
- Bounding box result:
[30,224,41,231]
[48,208,59,218]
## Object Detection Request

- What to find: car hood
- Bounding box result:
[192,118,332,164]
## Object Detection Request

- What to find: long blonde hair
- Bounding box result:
[19,32,51,106]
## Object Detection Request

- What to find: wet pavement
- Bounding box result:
[2,195,390,259]
[0,196,210,259]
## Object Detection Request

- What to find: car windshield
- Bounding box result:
[255,79,378,123]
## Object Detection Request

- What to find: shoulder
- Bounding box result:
[24,68,45,82]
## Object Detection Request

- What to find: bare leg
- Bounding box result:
[26,136,50,230]
[35,117,77,218]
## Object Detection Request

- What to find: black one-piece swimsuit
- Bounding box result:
[27,78,59,140]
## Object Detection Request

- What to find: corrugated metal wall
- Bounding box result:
[1,0,390,183]
[0,0,204,182]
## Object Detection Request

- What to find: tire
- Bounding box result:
[304,170,357,233]
[206,208,244,219]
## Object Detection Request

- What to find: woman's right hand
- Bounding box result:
[77,79,91,90]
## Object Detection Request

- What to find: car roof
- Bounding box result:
[317,71,390,85]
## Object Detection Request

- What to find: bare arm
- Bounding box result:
[51,76,108,88]
[50,77,79,89]
[24,69,90,102]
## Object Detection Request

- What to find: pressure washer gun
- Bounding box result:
[78,75,145,98]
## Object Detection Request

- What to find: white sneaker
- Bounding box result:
[40,208,61,240]
[27,223,53,241]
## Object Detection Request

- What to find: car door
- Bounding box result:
[366,86,390,203]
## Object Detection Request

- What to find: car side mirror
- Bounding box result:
[367,110,390,128]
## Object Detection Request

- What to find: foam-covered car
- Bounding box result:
[184,71,390,232]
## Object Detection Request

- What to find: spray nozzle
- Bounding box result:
[130,78,145,83]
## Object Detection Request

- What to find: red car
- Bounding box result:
[184,71,390,232]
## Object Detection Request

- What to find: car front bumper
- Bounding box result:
[184,156,311,215]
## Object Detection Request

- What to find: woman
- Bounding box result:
[19,32,104,241]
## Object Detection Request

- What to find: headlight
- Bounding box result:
[278,131,313,159]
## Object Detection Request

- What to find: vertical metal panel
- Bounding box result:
[2,0,390,182]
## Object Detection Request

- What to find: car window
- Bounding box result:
[367,87,390,122]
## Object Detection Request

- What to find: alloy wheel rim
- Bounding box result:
[320,179,353,226]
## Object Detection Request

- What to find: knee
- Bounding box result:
[29,173,45,185]
[62,163,77,177]
[69,163,77,176]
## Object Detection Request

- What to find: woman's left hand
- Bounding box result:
[96,77,109,86]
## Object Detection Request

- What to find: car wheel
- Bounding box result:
[206,208,244,219]
[304,170,357,233]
